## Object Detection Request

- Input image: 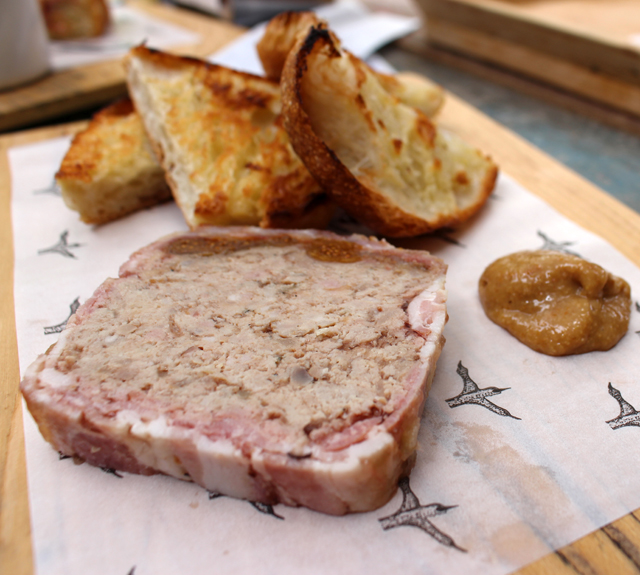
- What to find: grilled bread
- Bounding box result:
[257,11,323,81]
[57,99,172,225]
[125,46,334,230]
[21,227,447,515]
[39,0,110,39]
[281,25,498,237]
[256,11,445,118]
[375,70,446,120]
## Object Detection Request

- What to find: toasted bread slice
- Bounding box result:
[125,46,333,230]
[257,11,445,118]
[281,26,498,237]
[375,70,445,120]
[257,11,323,81]
[57,99,172,225]
[39,0,110,40]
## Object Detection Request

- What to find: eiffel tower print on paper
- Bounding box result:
[537,230,581,257]
[44,297,81,335]
[379,477,465,552]
[446,362,521,420]
[33,178,62,197]
[208,491,284,520]
[607,383,640,430]
[38,230,83,259]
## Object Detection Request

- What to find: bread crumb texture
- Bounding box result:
[56,99,171,224]
[127,48,327,229]
[51,237,436,453]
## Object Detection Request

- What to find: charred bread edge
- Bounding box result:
[20,227,447,515]
[281,27,497,237]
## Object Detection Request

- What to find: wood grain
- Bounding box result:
[604,515,640,567]
[422,17,640,119]
[558,528,640,575]
[2,78,640,575]
[413,0,640,123]
[399,31,640,137]
[415,0,640,85]
[0,127,30,575]
[0,121,85,574]
[0,0,243,133]
[453,0,640,46]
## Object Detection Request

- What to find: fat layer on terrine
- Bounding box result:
[20,227,447,515]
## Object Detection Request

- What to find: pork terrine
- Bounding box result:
[20,227,447,515]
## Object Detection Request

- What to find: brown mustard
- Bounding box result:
[478,250,631,356]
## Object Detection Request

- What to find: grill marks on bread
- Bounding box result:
[257,12,445,119]
[280,23,498,237]
[125,46,334,230]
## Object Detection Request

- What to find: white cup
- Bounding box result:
[0,0,51,91]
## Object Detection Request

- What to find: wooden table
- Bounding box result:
[0,0,244,133]
[407,0,640,135]
[3,24,640,575]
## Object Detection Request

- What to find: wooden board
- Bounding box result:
[0,1,244,133]
[415,0,640,121]
[417,0,640,83]
[3,77,640,575]
[399,30,640,137]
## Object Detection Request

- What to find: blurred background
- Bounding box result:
[2,0,639,214]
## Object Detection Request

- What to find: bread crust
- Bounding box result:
[257,11,445,118]
[257,11,324,81]
[21,227,447,515]
[281,26,498,238]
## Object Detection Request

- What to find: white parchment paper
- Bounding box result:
[10,6,640,575]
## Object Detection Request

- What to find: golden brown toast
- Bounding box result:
[125,46,334,230]
[257,11,445,118]
[281,25,498,237]
[57,99,172,225]
[39,0,110,39]
[257,11,323,81]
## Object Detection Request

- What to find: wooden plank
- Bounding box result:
[447,0,640,46]
[0,0,244,133]
[3,86,640,575]
[557,529,640,575]
[603,514,640,568]
[518,551,578,575]
[416,0,640,85]
[399,31,640,137]
[0,121,85,574]
[0,403,32,575]
[418,17,640,120]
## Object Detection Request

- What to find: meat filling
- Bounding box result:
[52,241,432,450]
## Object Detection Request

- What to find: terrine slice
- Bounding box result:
[20,227,447,515]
